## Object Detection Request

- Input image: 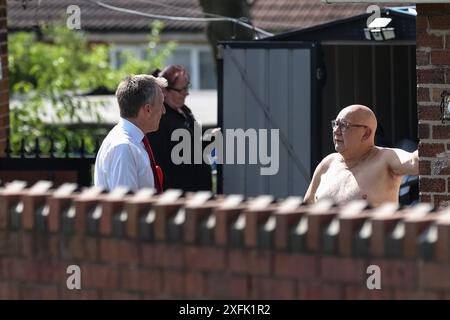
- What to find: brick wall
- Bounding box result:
[0,0,8,157]
[0,181,450,300]
[417,4,450,207]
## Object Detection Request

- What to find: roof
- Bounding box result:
[265,6,416,42]
[8,0,204,32]
[7,0,407,34]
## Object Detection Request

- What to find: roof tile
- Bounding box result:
[7,0,407,33]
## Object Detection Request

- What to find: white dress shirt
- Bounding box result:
[94,118,154,192]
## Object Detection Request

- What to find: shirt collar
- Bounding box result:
[119,118,145,144]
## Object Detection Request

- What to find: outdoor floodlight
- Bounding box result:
[408,8,417,15]
[440,91,450,123]
[364,17,395,41]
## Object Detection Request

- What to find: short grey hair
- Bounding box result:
[116,74,168,118]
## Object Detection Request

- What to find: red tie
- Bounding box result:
[142,136,163,193]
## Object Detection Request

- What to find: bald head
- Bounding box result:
[332,105,378,157]
[338,104,377,138]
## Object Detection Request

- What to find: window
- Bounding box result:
[166,49,192,75]
[199,51,216,89]
[164,45,216,90]
[110,44,217,90]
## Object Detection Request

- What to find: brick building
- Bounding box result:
[416,3,450,207]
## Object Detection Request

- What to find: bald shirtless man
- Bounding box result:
[304,105,419,207]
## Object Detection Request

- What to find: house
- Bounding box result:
[8,1,381,76]
[6,0,381,127]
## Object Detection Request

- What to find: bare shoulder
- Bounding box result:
[375,146,393,156]
[323,152,340,163]
[376,146,415,160]
[316,153,339,172]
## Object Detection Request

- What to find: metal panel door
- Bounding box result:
[218,42,317,198]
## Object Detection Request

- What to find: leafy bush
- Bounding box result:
[8,21,176,155]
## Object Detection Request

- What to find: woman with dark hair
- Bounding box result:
[146,65,212,192]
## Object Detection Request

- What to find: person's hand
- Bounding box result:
[203,127,221,140]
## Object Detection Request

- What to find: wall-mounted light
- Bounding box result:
[440,91,450,123]
[364,17,395,41]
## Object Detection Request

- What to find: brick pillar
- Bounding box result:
[417,4,450,207]
[0,0,8,157]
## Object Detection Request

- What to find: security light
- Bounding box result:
[368,17,392,28]
[364,17,395,41]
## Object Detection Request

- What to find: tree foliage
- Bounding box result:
[8,21,175,154]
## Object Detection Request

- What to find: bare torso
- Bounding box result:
[315,148,402,206]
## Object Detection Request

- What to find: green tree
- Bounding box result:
[8,21,175,154]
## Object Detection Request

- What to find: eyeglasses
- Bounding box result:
[167,83,191,94]
[331,120,368,132]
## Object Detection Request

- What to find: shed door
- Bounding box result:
[219,42,317,198]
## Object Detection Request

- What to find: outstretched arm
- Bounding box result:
[386,148,419,176]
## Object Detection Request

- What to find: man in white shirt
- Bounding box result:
[94,74,167,192]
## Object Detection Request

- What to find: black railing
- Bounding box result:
[1,138,99,187]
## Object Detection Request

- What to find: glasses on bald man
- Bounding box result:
[331,120,368,133]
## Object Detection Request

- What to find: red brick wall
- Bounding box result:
[0,184,450,300]
[417,4,450,207]
[0,0,8,157]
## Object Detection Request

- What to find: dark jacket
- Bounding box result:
[147,103,212,192]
